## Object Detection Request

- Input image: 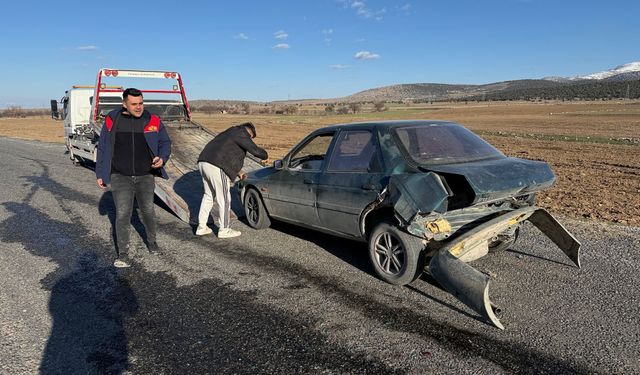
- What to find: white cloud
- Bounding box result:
[324,38,332,45]
[76,45,98,50]
[399,3,411,14]
[354,50,380,60]
[273,43,290,49]
[322,28,334,35]
[234,33,249,40]
[329,64,349,69]
[274,30,288,39]
[339,0,385,20]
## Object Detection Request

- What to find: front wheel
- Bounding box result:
[368,222,425,285]
[244,188,271,229]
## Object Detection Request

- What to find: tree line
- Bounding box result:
[192,101,388,115]
[0,106,50,118]
[462,79,640,101]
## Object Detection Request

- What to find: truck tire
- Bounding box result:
[244,188,271,229]
[368,222,425,285]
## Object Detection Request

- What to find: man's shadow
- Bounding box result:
[1,201,138,374]
[43,253,138,374]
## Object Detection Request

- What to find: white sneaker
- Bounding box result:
[196,226,213,236]
[218,228,241,238]
[113,257,132,268]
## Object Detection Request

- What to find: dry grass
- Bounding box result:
[0,117,65,143]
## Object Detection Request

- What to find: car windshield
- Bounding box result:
[394,123,504,165]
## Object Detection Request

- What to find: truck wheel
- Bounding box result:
[244,188,271,229]
[368,222,425,285]
[489,227,520,253]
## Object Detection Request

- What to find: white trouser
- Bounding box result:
[197,162,232,229]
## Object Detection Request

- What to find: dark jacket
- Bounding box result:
[198,125,268,180]
[111,111,153,176]
[96,108,172,185]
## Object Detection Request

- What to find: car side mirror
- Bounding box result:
[273,159,283,170]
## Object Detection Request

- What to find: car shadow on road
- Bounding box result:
[261,219,484,324]
[267,220,373,275]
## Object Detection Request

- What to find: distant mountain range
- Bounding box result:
[341,61,640,102]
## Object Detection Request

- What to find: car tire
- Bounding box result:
[244,188,271,229]
[488,226,520,253]
[368,222,425,286]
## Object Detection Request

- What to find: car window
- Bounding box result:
[394,124,504,164]
[327,130,380,172]
[288,133,334,171]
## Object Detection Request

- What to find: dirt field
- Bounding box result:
[2,100,639,226]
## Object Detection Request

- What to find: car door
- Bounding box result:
[316,128,384,237]
[267,132,335,227]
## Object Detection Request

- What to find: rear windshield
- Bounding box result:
[393,123,504,165]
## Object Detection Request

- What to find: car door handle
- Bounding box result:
[303,178,313,184]
[361,183,380,191]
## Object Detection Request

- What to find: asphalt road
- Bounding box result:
[0,137,638,374]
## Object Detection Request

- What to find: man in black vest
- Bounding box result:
[96,88,172,267]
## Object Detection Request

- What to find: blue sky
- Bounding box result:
[1,0,638,108]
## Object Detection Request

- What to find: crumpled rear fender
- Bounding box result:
[388,172,449,222]
[428,206,581,329]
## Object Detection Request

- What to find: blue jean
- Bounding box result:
[110,173,156,255]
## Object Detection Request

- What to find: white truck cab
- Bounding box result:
[61,85,121,163]
[61,86,93,140]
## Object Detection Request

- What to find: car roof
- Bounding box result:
[314,119,461,133]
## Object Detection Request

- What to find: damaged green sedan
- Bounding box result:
[239,120,581,329]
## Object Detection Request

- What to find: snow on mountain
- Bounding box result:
[572,61,640,80]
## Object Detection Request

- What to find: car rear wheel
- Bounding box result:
[244,188,271,229]
[368,222,425,285]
